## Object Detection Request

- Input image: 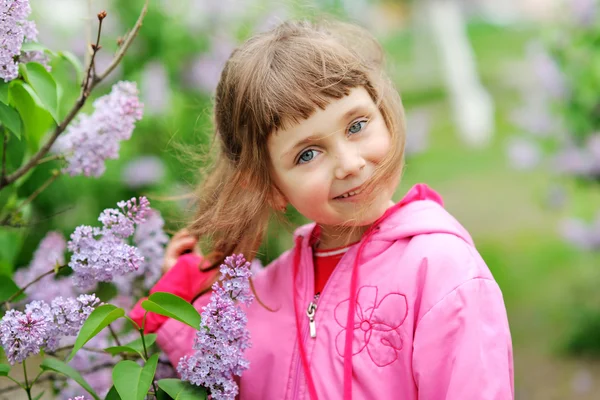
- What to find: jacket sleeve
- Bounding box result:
[412,278,514,400]
[129,253,217,333]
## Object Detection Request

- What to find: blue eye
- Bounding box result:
[348,120,367,134]
[297,149,319,164]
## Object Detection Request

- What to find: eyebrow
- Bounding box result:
[281,103,373,159]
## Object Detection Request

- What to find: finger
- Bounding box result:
[171,236,198,253]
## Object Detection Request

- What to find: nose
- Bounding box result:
[334,145,366,180]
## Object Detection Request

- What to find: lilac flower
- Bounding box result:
[50,294,100,337]
[177,254,254,400]
[570,0,597,25]
[141,61,171,115]
[19,50,51,71]
[185,35,235,93]
[528,42,568,100]
[68,197,150,290]
[68,397,89,400]
[14,231,70,302]
[405,109,431,156]
[113,210,168,294]
[121,156,166,189]
[0,0,38,81]
[53,81,144,177]
[0,306,53,364]
[0,294,99,365]
[505,137,542,170]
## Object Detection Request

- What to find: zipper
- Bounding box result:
[306,293,320,338]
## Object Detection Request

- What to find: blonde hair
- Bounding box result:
[188,19,406,271]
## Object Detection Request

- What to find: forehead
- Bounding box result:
[268,87,376,154]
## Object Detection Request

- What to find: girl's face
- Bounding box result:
[268,86,397,231]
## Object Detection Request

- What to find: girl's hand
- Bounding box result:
[162,229,202,273]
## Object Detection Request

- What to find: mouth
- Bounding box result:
[334,184,366,200]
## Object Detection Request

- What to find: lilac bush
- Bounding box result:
[178,254,254,400]
[53,81,144,177]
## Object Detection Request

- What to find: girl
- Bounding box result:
[130,20,513,399]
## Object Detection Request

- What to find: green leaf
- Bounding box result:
[22,63,59,122]
[68,305,125,361]
[157,379,208,400]
[0,229,25,265]
[40,358,100,400]
[105,385,122,400]
[0,274,23,303]
[0,102,23,139]
[0,81,8,104]
[141,292,201,330]
[0,364,10,376]
[113,354,159,400]
[20,43,54,55]
[8,81,53,152]
[59,51,84,83]
[104,334,157,358]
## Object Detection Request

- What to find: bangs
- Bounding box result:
[234,28,374,138]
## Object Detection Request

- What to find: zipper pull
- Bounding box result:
[306,293,320,338]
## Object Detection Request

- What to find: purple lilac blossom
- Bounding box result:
[53,81,143,177]
[113,209,168,294]
[405,109,431,156]
[528,41,568,100]
[121,155,166,189]
[0,0,38,81]
[13,231,72,302]
[185,35,235,93]
[0,294,99,364]
[505,136,542,170]
[140,61,171,115]
[177,254,254,400]
[68,397,89,400]
[67,197,150,290]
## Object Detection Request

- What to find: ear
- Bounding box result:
[270,185,288,211]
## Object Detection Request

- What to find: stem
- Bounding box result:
[0,170,60,226]
[36,154,64,166]
[108,324,122,346]
[1,129,7,181]
[3,265,65,308]
[139,327,159,399]
[0,0,150,191]
[22,361,32,400]
[3,375,26,391]
[82,14,104,95]
[95,0,148,83]
[29,370,44,387]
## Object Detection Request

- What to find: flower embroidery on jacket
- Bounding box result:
[334,286,408,367]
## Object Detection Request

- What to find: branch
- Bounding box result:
[2,265,66,308]
[95,0,149,83]
[0,1,149,191]
[0,169,59,226]
[0,206,74,228]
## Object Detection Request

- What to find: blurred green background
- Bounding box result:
[4,0,600,398]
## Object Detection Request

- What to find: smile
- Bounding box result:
[335,185,365,199]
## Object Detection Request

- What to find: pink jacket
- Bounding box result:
[156,184,514,399]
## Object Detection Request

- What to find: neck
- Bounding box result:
[315,200,395,250]
[316,224,369,250]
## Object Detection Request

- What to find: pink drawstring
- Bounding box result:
[293,235,319,400]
